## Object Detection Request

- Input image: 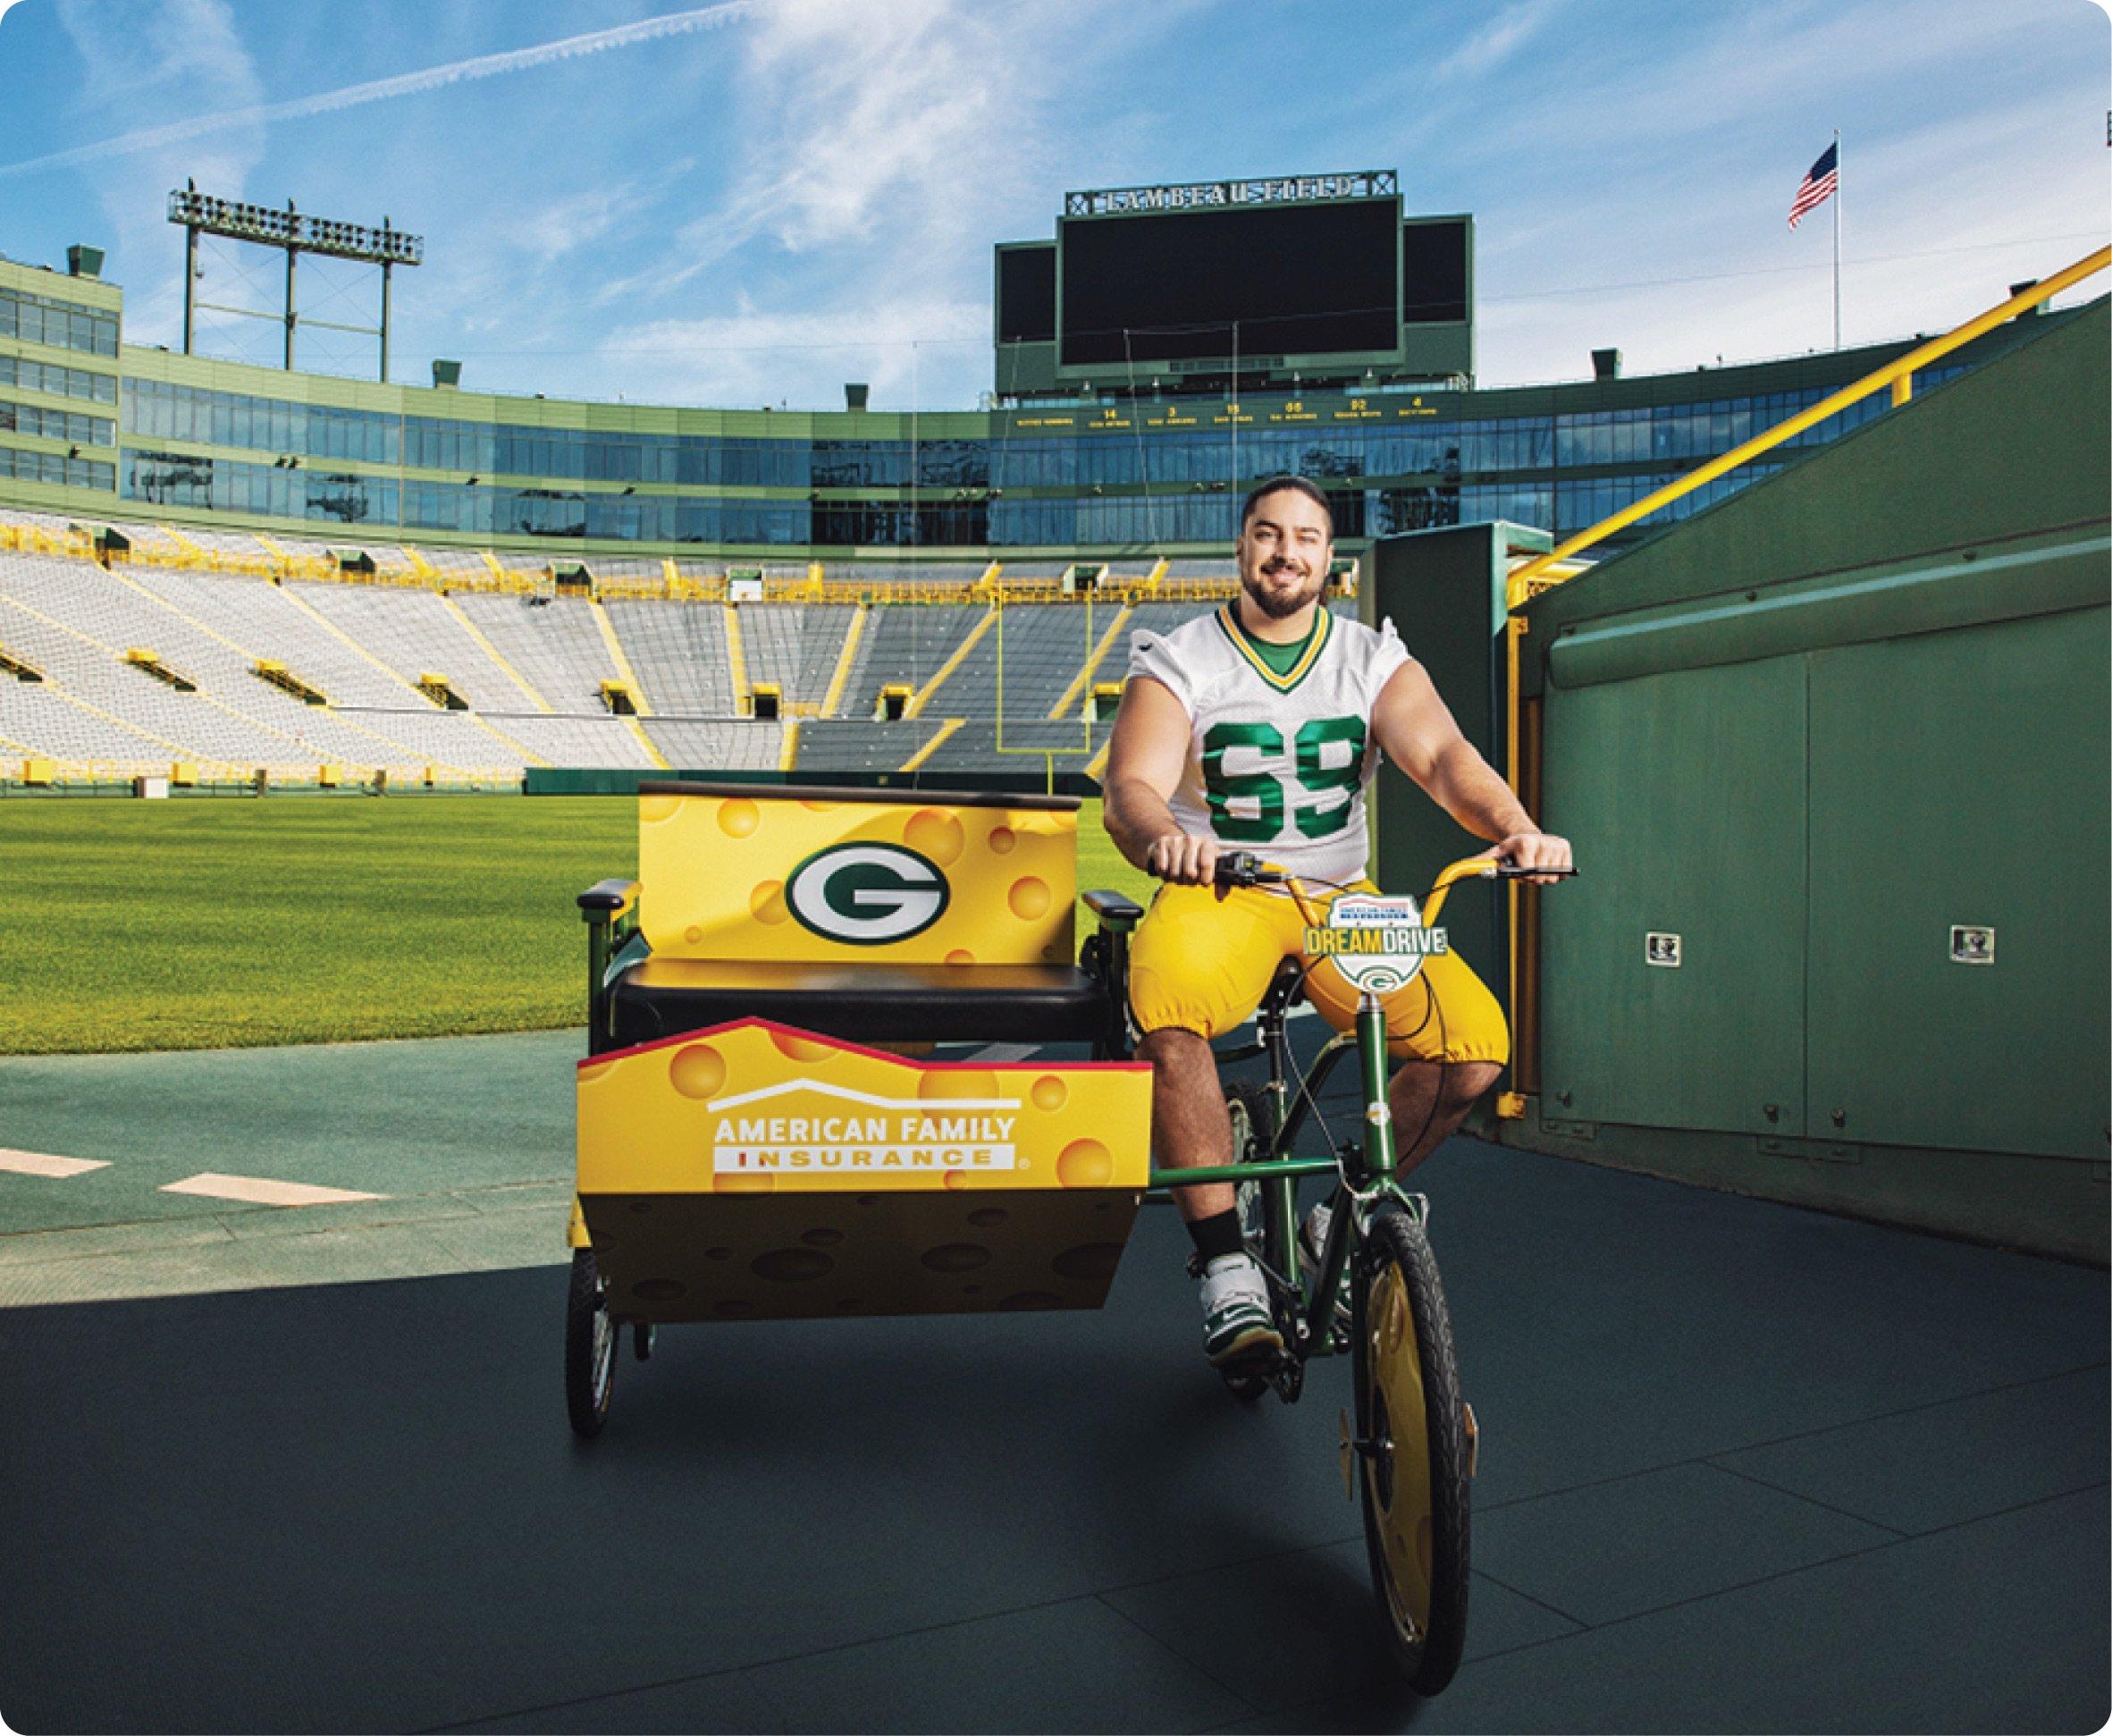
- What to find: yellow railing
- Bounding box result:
[1150,573,1240,600]
[596,572,678,602]
[0,522,98,561]
[0,518,1270,608]
[1506,246,2111,605]
[5,757,522,789]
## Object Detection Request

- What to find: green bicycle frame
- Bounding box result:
[1145,986,1410,1360]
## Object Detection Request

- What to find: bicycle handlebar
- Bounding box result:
[1212,850,1578,893]
[1214,851,1286,888]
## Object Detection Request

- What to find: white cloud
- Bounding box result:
[733,0,1007,254]
[618,0,1188,291]
[50,0,266,340]
[371,0,1108,402]
[1469,0,2050,164]
[581,0,1187,406]
[591,297,988,409]
[1434,0,1563,82]
[519,158,699,265]
[3,1,755,182]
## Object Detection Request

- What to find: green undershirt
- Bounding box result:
[1236,610,1321,677]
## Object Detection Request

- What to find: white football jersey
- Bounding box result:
[1128,603,1411,887]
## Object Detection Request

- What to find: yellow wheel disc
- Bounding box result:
[1365,1260,1434,1637]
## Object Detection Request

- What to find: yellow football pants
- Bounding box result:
[1128,881,1510,1065]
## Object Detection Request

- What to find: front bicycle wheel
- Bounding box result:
[1352,1204,1470,1694]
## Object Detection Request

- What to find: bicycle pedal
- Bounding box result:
[1210,1331,1286,1377]
[1337,1408,1356,1501]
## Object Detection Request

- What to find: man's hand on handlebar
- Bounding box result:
[1145,830,1221,886]
[1214,851,1284,887]
[1482,830,1575,886]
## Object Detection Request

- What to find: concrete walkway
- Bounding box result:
[0,1032,2104,1732]
[0,1030,580,1304]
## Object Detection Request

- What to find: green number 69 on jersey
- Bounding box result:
[1202,715,1369,844]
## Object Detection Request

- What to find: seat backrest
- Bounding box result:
[637,781,1079,966]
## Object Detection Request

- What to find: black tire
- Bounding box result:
[1352,1205,1470,1695]
[1222,1081,1274,1256]
[1217,1081,1280,1403]
[565,1248,617,1438]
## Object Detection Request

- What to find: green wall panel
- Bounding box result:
[1540,656,1807,1135]
[1807,604,2111,1159]
[1544,533,2108,691]
[1505,301,2108,1257]
[1369,522,1548,999]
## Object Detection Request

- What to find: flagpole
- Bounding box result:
[1831,127,1842,350]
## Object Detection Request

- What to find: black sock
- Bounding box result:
[1185,1207,1244,1264]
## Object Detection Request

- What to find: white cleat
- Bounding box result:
[1197,1251,1283,1369]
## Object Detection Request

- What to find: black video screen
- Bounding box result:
[1059,198,1399,369]
[1403,220,1468,324]
[997,246,1056,344]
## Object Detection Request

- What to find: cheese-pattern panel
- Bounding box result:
[575,1019,1152,1321]
[638,788,1076,965]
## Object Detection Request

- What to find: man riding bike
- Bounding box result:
[1103,475,1574,1371]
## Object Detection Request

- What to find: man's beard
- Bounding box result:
[1244,564,1320,619]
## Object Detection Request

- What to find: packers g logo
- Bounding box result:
[785,843,951,945]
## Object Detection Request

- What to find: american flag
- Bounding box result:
[1788,143,1838,230]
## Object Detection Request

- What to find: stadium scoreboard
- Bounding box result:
[996,171,1472,402]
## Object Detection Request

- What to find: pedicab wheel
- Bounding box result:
[565,1248,617,1438]
[1352,1205,1470,1695]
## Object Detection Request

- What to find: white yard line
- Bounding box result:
[160,1174,387,1208]
[0,1149,112,1179]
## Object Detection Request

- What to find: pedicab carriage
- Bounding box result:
[569,779,1485,1692]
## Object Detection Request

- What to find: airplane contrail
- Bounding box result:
[0,1,759,181]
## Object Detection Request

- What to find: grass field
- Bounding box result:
[0,794,1156,1056]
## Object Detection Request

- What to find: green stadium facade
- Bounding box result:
[0,247,2086,563]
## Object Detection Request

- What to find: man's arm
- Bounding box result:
[1103,676,1219,885]
[1369,658,1574,883]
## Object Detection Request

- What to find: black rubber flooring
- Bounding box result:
[2,1109,2105,1733]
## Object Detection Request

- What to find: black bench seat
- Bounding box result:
[609,956,1110,1049]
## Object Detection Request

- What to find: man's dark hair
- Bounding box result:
[1240,474,1334,538]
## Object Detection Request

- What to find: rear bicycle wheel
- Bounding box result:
[1352,1205,1470,1694]
[1224,1082,1275,1252]
[1218,1082,1279,1403]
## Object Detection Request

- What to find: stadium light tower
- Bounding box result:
[167,183,424,382]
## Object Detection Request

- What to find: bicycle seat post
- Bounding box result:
[1355,991,1397,1184]
[1257,956,1306,1102]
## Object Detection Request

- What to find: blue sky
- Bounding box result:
[0,0,2104,410]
